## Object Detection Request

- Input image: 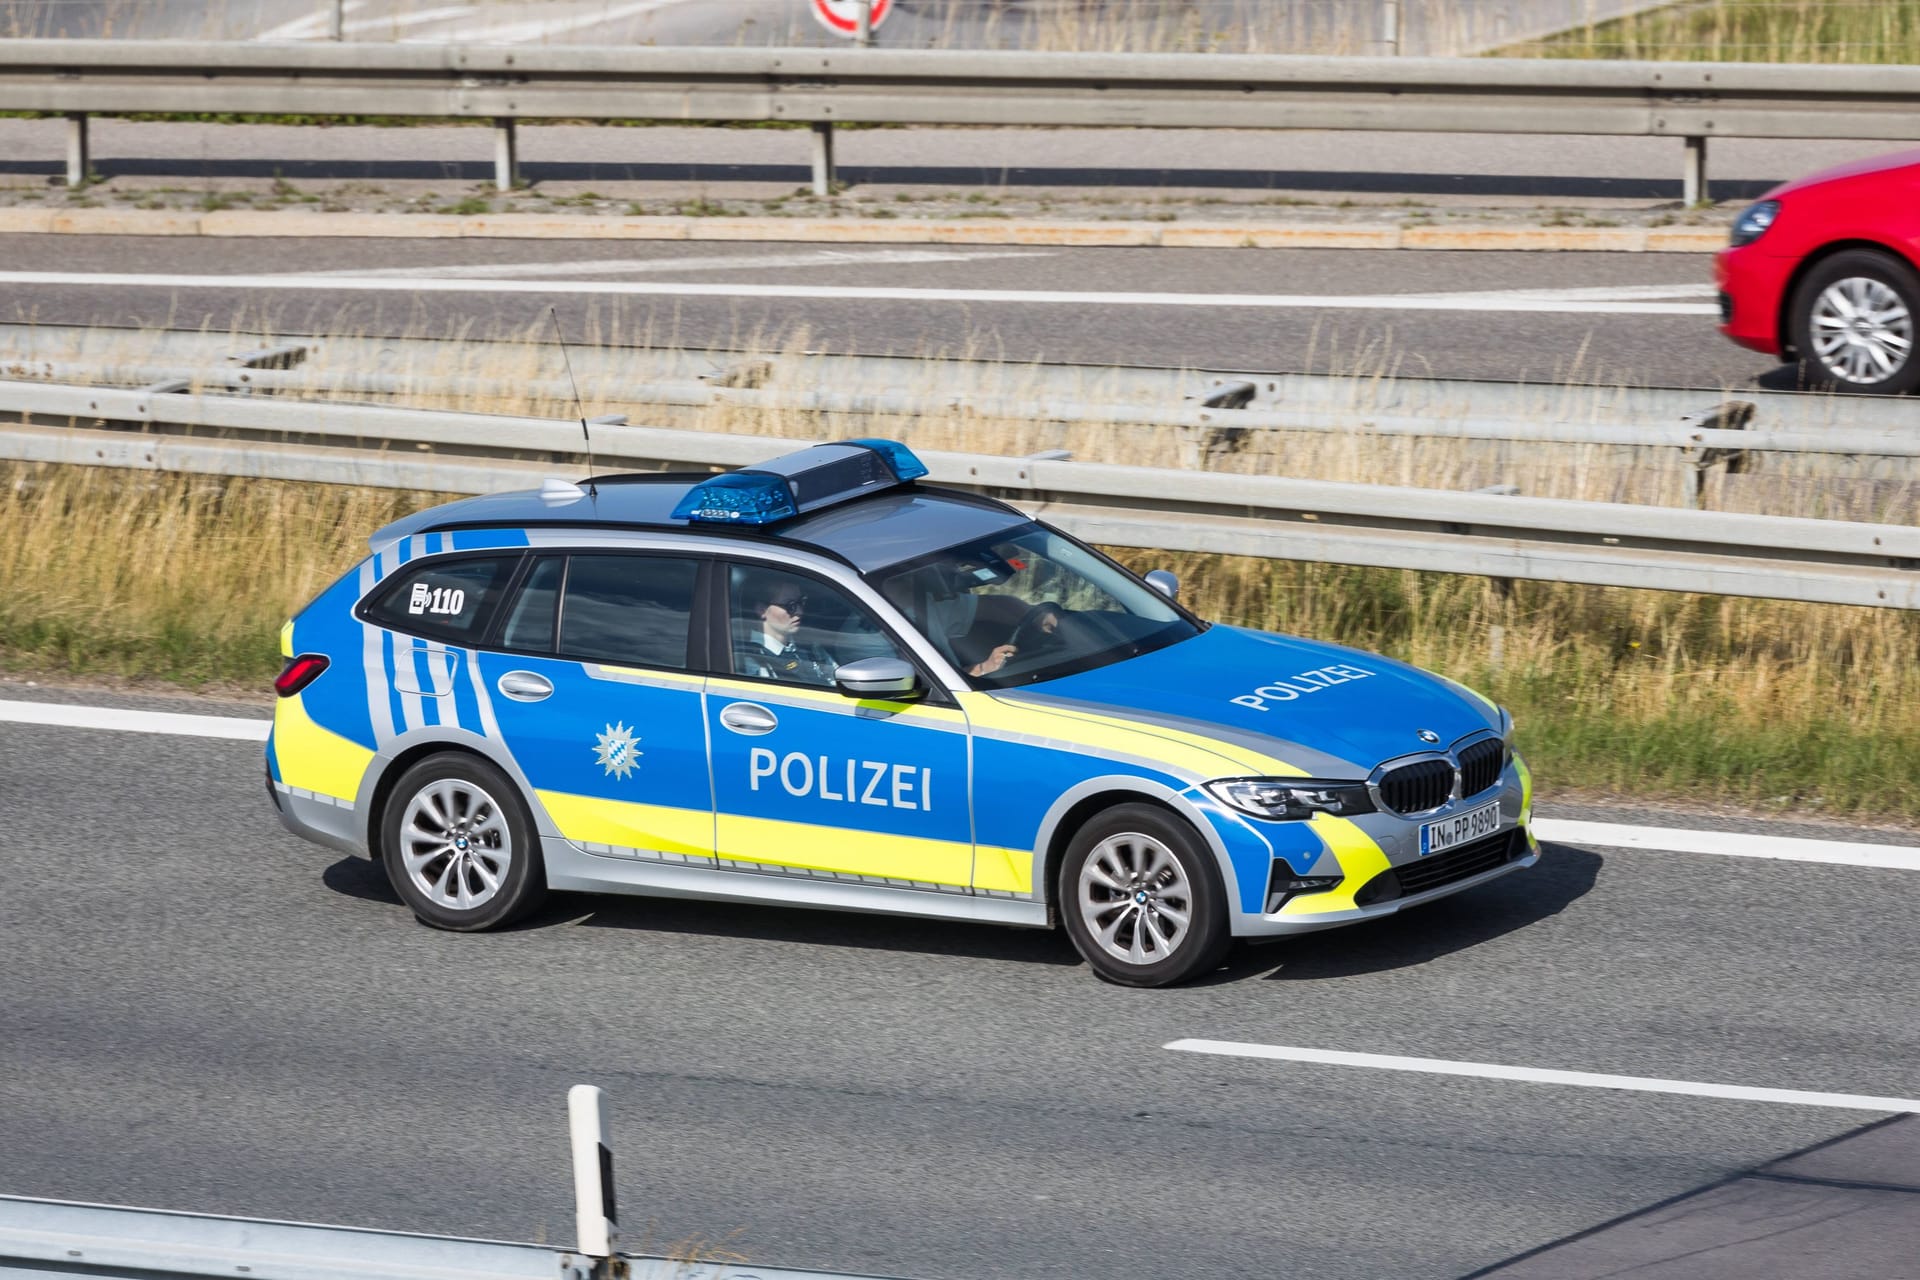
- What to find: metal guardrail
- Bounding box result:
[3,378,1918,610]
[0,1196,881,1280]
[4,41,1917,196]
[13,353,1920,461]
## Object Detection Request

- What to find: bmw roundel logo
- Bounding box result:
[1417,729,1441,744]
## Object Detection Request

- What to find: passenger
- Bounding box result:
[735,574,839,686]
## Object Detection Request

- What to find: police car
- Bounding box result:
[267,439,1537,987]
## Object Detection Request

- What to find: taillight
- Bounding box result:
[275,653,330,697]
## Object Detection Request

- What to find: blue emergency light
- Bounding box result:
[671,439,929,525]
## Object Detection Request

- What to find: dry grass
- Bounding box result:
[1506,0,1920,62]
[5,455,1920,819]
[7,0,1908,60]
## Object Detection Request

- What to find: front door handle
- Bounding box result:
[719,702,778,735]
[497,671,554,702]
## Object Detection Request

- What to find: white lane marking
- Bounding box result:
[1532,818,1920,871]
[430,0,700,44]
[256,0,369,39]
[0,272,1719,315]
[0,699,269,742]
[287,248,1050,279]
[1401,283,1718,303]
[1165,1041,1920,1114]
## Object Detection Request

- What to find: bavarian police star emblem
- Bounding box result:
[592,721,643,780]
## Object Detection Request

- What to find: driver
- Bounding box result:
[735,573,838,686]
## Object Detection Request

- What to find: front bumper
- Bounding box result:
[1715,243,1798,357]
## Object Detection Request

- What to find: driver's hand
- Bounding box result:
[971,644,1017,676]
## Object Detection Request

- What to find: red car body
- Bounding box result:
[1715,148,1920,390]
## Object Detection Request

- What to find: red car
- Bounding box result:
[1716,148,1920,394]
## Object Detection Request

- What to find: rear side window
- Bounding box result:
[362,556,518,644]
[558,555,700,670]
[499,556,565,653]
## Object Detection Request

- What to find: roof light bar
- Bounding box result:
[671,439,928,526]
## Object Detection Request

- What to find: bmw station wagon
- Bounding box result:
[267,439,1537,986]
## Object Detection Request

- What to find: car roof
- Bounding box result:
[369,473,1033,574]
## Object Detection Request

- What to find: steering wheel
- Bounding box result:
[1009,601,1069,654]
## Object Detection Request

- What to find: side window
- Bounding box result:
[363,556,518,644]
[727,564,903,688]
[499,556,564,653]
[557,555,700,670]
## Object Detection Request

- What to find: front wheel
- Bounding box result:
[1060,804,1229,987]
[1788,249,1920,394]
[380,752,546,931]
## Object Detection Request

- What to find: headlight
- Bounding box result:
[1730,199,1780,248]
[1498,706,1515,763]
[1207,777,1376,821]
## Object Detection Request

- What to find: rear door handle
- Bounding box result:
[719,702,778,735]
[497,671,554,702]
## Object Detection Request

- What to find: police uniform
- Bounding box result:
[736,633,839,686]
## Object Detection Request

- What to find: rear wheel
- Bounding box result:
[380,752,545,931]
[1789,249,1920,394]
[1060,804,1229,988]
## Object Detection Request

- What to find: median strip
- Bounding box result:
[1165,1040,1920,1114]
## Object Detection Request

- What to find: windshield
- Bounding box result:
[872,522,1201,688]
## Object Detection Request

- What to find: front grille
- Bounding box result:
[1457,738,1505,799]
[1353,830,1524,906]
[1396,829,1523,897]
[1377,758,1453,814]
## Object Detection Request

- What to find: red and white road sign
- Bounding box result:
[811,0,892,35]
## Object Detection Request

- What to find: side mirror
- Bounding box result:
[1144,569,1179,601]
[834,656,923,701]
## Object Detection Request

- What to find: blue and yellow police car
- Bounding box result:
[267,439,1536,986]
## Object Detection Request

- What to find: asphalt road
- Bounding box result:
[2,694,1916,1280]
[0,235,1774,389]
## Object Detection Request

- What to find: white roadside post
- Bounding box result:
[856,0,872,47]
[568,1085,619,1271]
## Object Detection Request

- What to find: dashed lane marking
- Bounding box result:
[286,248,1052,279]
[1165,1041,1920,1113]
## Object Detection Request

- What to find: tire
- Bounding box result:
[1059,803,1229,988]
[379,752,546,931]
[1788,249,1920,395]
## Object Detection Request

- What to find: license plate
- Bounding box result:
[1420,800,1502,856]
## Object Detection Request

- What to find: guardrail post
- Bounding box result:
[65,113,89,187]
[1376,0,1400,55]
[494,118,520,192]
[810,122,836,196]
[1683,135,1708,205]
[567,1085,619,1269]
[328,0,344,40]
[856,0,873,46]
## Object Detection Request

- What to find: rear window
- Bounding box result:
[361,556,519,644]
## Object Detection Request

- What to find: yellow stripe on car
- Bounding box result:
[274,693,375,803]
[972,845,1035,895]
[716,814,973,888]
[1279,814,1390,914]
[537,790,713,859]
[962,694,1282,781]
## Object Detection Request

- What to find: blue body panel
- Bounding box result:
[1032,625,1499,772]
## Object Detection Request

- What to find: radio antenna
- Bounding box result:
[548,307,597,497]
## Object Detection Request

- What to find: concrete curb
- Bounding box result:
[0,207,1728,251]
